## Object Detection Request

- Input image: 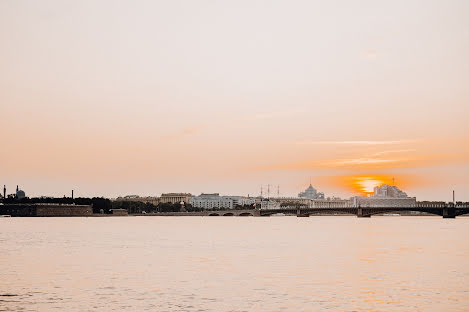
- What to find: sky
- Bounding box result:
[1,0,469,200]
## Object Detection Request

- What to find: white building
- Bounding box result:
[224,196,257,207]
[160,193,192,204]
[372,184,408,198]
[351,184,416,207]
[189,194,257,210]
[260,200,282,209]
[189,193,234,209]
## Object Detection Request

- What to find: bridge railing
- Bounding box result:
[417,201,445,208]
[260,201,469,210]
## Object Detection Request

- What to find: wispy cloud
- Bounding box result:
[294,140,410,145]
[371,149,417,156]
[256,152,469,172]
[331,158,401,166]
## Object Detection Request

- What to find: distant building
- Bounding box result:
[123,195,139,199]
[372,184,408,198]
[222,196,257,207]
[298,184,324,199]
[160,193,192,204]
[110,209,128,216]
[261,197,313,209]
[260,197,350,209]
[189,193,255,209]
[354,185,416,207]
[16,186,25,199]
[260,200,282,209]
[190,193,233,209]
[310,198,352,208]
[114,195,160,206]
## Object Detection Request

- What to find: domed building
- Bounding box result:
[16,185,26,199]
[298,184,324,200]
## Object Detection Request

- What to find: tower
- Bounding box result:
[3,185,5,199]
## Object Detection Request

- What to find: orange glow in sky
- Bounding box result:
[341,175,396,196]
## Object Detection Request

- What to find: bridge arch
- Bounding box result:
[208,213,219,216]
[304,209,355,216]
[223,212,234,216]
[239,212,253,216]
[260,209,296,216]
[363,208,442,217]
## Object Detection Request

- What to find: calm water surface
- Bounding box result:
[1,216,468,312]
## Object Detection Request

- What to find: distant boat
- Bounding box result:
[0,215,11,218]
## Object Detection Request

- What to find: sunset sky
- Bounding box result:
[1,0,468,200]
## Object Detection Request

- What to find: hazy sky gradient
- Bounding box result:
[1,0,468,200]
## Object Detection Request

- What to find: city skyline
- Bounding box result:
[0,180,460,204]
[1,1,468,201]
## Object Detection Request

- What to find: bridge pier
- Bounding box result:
[296,209,309,217]
[357,208,370,218]
[443,207,456,218]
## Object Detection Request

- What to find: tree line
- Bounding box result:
[1,196,253,214]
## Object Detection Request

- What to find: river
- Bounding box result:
[1,216,468,311]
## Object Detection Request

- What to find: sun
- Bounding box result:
[342,175,395,196]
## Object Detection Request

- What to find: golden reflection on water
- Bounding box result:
[1,217,469,312]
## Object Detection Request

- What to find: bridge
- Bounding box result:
[258,202,469,218]
[151,209,260,217]
[143,202,469,218]
[205,209,259,217]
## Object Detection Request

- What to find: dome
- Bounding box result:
[16,190,26,199]
[298,184,319,199]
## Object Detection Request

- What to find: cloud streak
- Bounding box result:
[294,140,411,145]
[256,153,469,172]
